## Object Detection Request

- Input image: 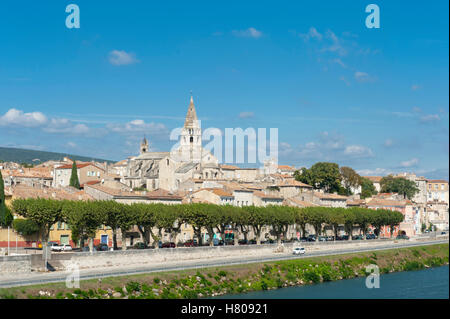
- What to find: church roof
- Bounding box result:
[184,96,198,128]
[134,152,170,160]
[175,162,198,174]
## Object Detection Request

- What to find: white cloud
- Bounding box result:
[344,145,374,157]
[331,58,346,68]
[0,108,47,127]
[279,131,374,164]
[299,27,323,41]
[232,27,263,39]
[239,112,254,119]
[420,114,440,123]
[0,108,94,136]
[107,119,168,135]
[354,71,370,82]
[400,158,419,168]
[357,168,392,176]
[319,30,347,56]
[108,50,139,66]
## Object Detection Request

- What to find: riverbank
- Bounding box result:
[217,265,449,299]
[0,243,448,299]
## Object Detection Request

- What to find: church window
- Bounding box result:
[205,172,208,178]
[167,159,169,166]
[190,137,193,143]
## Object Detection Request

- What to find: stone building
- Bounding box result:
[124,96,222,192]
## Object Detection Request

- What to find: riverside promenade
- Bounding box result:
[0,235,447,288]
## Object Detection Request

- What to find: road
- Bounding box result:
[0,238,447,288]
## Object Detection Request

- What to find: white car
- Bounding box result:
[293,247,306,255]
[49,242,62,252]
[61,244,72,251]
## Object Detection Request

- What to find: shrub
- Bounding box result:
[218,270,227,277]
[181,289,198,299]
[303,270,321,283]
[153,278,161,284]
[126,281,141,292]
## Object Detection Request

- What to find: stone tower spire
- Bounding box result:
[184,95,198,128]
[178,95,202,162]
[140,136,148,154]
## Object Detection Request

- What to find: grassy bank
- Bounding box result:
[1,243,448,299]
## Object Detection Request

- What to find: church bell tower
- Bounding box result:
[179,95,202,162]
[140,136,149,154]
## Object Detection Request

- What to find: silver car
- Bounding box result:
[292,247,306,255]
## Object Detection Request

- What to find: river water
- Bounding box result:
[217,265,449,299]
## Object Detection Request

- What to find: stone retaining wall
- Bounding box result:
[0,255,31,274]
[60,240,399,270]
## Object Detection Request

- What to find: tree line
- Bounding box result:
[10,199,404,251]
[295,162,419,199]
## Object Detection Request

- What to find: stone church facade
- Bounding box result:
[124,96,225,192]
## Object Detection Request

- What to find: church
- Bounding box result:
[124,96,224,192]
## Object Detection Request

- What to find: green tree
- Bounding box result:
[303,207,328,241]
[268,206,296,245]
[0,172,13,227]
[326,208,345,241]
[387,211,404,237]
[340,166,361,195]
[246,205,271,245]
[380,175,419,199]
[342,208,356,240]
[360,177,378,199]
[12,219,40,236]
[69,161,80,189]
[12,198,63,251]
[62,200,105,251]
[132,203,157,247]
[295,162,342,193]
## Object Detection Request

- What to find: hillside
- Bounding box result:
[0,147,113,164]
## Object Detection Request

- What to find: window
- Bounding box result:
[190,137,193,143]
[441,184,445,190]
[57,222,62,230]
[97,171,100,177]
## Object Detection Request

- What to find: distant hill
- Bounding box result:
[0,147,114,165]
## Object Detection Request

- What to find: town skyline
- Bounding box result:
[0,0,448,180]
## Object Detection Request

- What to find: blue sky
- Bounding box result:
[0,1,448,179]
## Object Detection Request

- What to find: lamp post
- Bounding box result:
[7,226,10,255]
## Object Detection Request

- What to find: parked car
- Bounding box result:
[396,234,409,240]
[183,239,198,247]
[318,236,327,242]
[299,237,308,242]
[366,233,376,240]
[133,242,148,249]
[441,231,446,235]
[49,242,61,251]
[61,244,72,251]
[307,235,316,242]
[352,235,364,240]
[82,246,97,252]
[95,243,109,251]
[161,242,176,248]
[292,247,306,255]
